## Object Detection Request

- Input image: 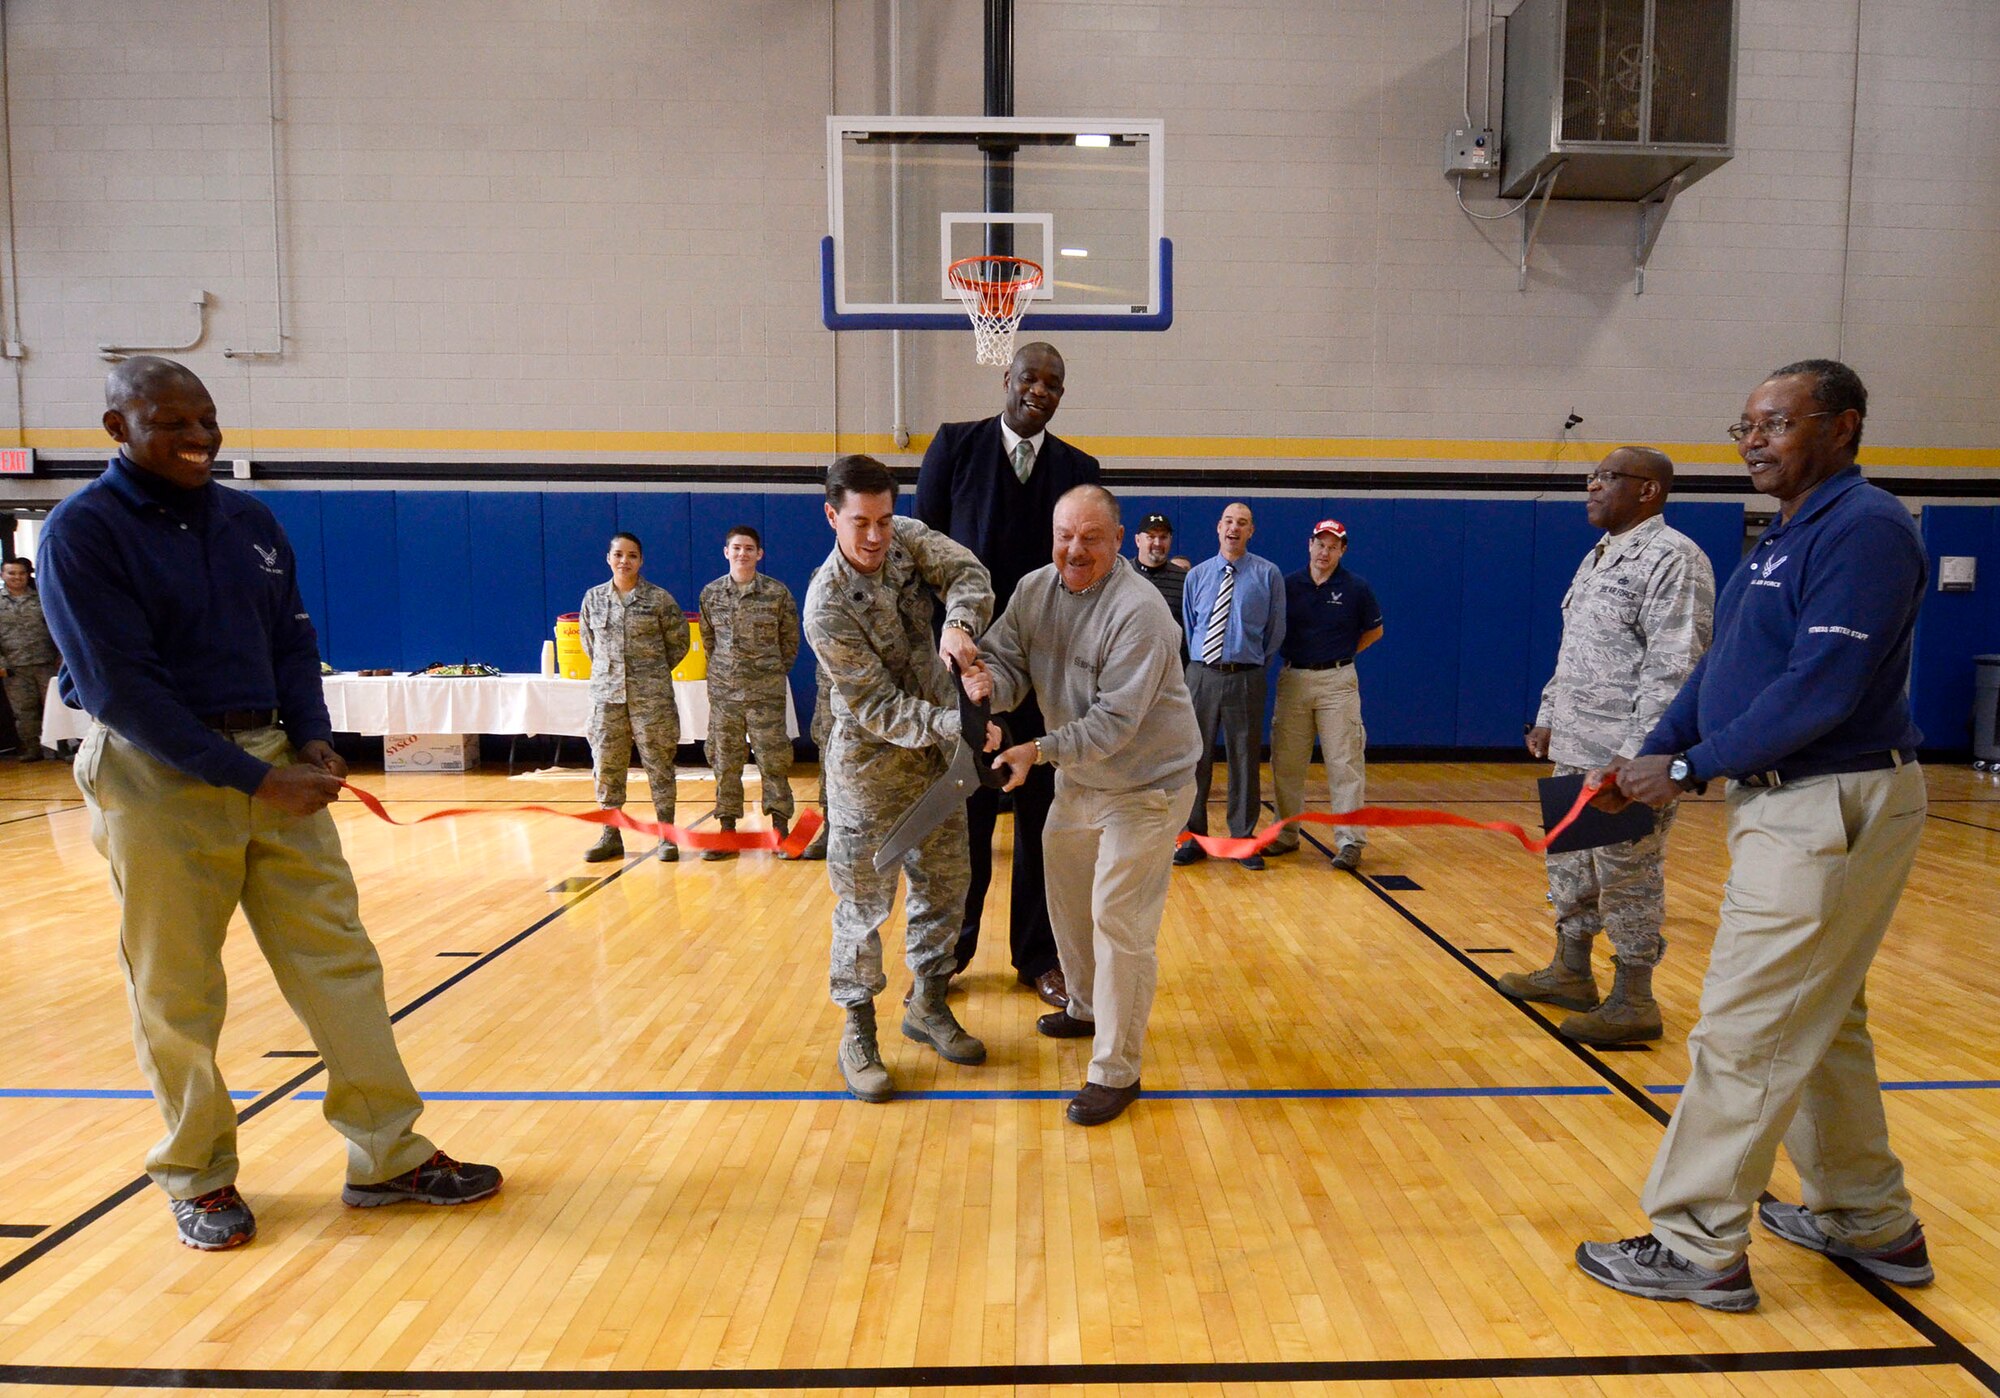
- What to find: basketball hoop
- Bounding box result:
[947,255,1044,366]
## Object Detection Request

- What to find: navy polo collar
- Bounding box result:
[1766,465,1864,537]
[102,454,213,514]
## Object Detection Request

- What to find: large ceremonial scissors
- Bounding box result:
[871,659,1009,872]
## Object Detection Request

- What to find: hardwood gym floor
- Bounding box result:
[1,756,1996,1396]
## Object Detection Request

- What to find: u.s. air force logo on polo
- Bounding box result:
[253,543,283,576]
[1749,553,1789,589]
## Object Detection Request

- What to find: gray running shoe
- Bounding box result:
[1331,842,1362,871]
[1575,1234,1759,1312]
[343,1151,502,1207]
[1758,1202,1933,1286]
[171,1186,255,1251]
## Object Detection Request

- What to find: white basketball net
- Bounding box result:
[948,256,1044,366]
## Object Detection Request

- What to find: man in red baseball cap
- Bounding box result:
[1269,518,1383,870]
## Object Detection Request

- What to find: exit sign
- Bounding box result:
[0,448,31,475]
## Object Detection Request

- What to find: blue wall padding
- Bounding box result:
[258,492,328,656]
[613,493,693,605]
[316,492,401,671]
[468,493,546,672]
[540,493,620,627]
[1455,501,1538,746]
[754,493,831,720]
[1914,505,2000,748]
[250,487,2000,753]
[394,491,471,670]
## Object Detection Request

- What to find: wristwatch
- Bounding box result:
[1033,738,1046,765]
[944,617,977,635]
[1668,754,1705,794]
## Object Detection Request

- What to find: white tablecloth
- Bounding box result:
[43,674,797,744]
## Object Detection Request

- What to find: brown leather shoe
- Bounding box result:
[1036,1010,1094,1038]
[1067,1079,1140,1126]
[1029,966,1068,1009]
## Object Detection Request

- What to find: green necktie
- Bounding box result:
[1012,439,1034,484]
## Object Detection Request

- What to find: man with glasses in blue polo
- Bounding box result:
[1575,359,1934,1313]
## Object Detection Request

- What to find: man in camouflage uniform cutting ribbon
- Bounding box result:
[1502,448,1715,1043]
[697,525,800,860]
[803,454,994,1102]
[579,531,690,863]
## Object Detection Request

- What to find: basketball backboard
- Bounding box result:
[823,116,1170,332]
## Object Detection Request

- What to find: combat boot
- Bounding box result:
[1560,957,1663,1044]
[837,1002,893,1102]
[800,819,829,861]
[902,977,987,1064]
[1497,935,1599,1012]
[703,817,739,861]
[583,827,624,863]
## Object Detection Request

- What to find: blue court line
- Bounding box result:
[299,1086,1613,1102]
[1648,1080,2000,1095]
[11,1081,1997,1105]
[0,1088,263,1100]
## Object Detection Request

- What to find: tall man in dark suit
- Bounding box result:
[915,341,1100,1008]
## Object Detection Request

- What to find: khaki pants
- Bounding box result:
[75,723,435,1199]
[1043,775,1192,1088]
[1269,664,1366,852]
[1644,762,1926,1269]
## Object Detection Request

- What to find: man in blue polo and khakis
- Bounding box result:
[1575,359,1935,1313]
[1268,518,1384,871]
[39,357,501,1252]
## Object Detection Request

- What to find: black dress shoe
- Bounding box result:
[1067,1079,1141,1125]
[1036,1010,1095,1039]
[1172,841,1206,866]
[1239,853,1265,871]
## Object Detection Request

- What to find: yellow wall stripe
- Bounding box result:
[18,427,1999,470]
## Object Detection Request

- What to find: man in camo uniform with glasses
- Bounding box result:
[1502,447,1714,1044]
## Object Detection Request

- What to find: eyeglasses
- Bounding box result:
[1586,469,1649,487]
[1726,410,1835,443]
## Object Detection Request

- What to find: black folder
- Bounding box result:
[1538,772,1656,854]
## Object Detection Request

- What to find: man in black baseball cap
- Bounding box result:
[1132,513,1189,663]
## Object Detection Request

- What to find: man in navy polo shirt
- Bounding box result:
[1575,359,1932,1312]
[40,357,500,1253]
[1269,519,1383,870]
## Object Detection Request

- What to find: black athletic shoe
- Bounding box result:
[172,1185,256,1251]
[342,1151,503,1208]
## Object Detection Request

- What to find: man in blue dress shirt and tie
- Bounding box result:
[1174,502,1286,870]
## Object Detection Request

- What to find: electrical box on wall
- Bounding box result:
[1940,556,1977,593]
[1444,127,1499,179]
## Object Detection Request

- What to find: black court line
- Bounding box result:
[0,804,82,828]
[1324,824,2000,1395]
[436,950,482,958]
[1464,947,1513,954]
[1927,811,2000,834]
[1372,873,1423,890]
[0,1227,40,1240]
[262,1050,318,1059]
[0,1345,1954,1390]
[0,812,705,1292]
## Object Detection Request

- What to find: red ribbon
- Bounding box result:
[337,781,825,858]
[1179,776,1606,860]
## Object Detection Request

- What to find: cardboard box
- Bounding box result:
[383,733,480,773]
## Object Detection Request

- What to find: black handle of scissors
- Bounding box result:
[951,657,1012,790]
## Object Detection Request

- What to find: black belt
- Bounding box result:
[1736,749,1915,789]
[1291,657,1355,672]
[200,709,278,734]
[1198,661,1259,674]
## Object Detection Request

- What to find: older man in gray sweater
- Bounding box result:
[967,485,1201,1126]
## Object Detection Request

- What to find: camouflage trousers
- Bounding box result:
[823,726,967,1008]
[2,664,55,753]
[1545,762,1678,967]
[588,699,678,823]
[705,693,794,822]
